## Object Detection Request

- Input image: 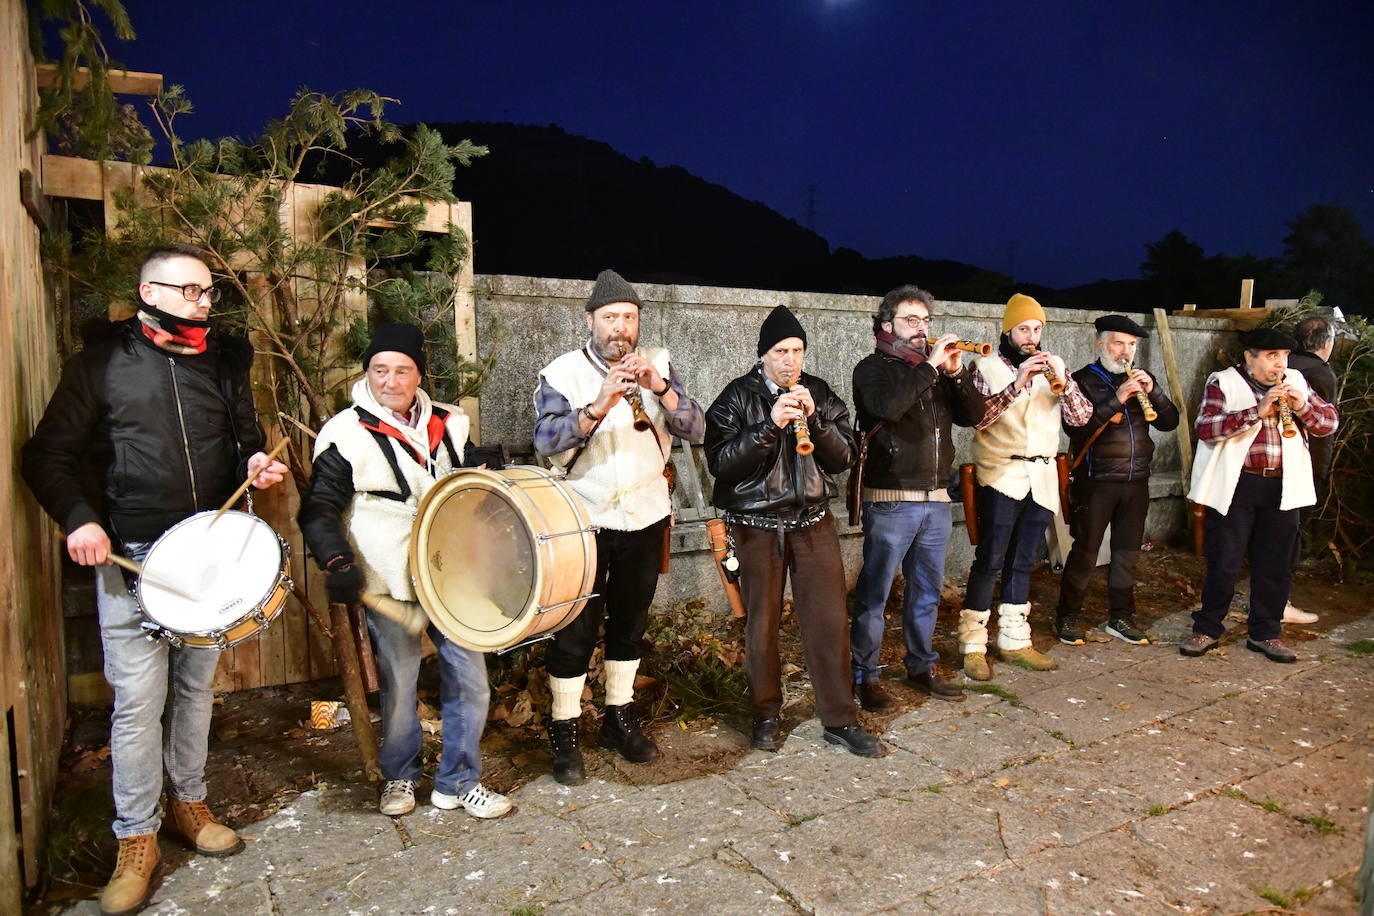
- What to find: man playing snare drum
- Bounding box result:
[533,269,704,785]
[299,323,512,820]
[21,244,288,916]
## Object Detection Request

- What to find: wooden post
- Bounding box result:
[330,602,382,781]
[1239,278,1254,310]
[449,201,480,440]
[1153,308,1193,482]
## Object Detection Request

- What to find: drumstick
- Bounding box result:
[212,437,290,523]
[360,592,428,636]
[51,530,197,600]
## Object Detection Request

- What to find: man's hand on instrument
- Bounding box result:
[247,451,289,490]
[1116,376,1144,402]
[620,353,664,393]
[67,522,111,566]
[1257,385,1284,419]
[1277,382,1307,411]
[1046,353,1067,381]
[1132,369,1155,393]
[770,389,808,428]
[1015,351,1050,391]
[789,383,816,417]
[928,333,962,374]
[325,562,364,606]
[594,364,637,414]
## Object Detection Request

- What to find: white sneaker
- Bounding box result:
[1282,603,1319,625]
[378,779,415,816]
[432,783,512,819]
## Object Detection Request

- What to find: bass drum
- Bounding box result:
[410,466,597,652]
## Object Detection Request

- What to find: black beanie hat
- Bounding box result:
[362,322,426,376]
[757,304,808,356]
[1239,327,1297,351]
[1094,314,1148,337]
[585,269,642,312]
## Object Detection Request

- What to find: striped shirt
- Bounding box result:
[972,353,1094,430]
[1195,371,1338,470]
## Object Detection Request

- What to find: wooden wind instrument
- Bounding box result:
[613,341,653,431]
[1126,364,1157,421]
[783,370,814,455]
[927,338,993,356]
[1277,395,1298,438]
[1032,347,1066,394]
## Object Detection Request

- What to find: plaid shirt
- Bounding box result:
[1195,372,1338,470]
[973,353,1093,430]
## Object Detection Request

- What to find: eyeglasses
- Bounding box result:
[894,314,930,329]
[148,280,221,303]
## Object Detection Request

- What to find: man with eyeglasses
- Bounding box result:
[849,286,985,710]
[22,244,287,916]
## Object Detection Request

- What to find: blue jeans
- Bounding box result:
[97,543,221,839]
[964,486,1054,611]
[851,501,953,682]
[367,609,490,796]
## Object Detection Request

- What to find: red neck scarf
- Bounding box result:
[875,329,927,367]
[140,320,209,354]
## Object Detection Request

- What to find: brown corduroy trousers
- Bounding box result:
[732,512,860,727]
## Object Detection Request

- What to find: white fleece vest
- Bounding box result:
[540,346,673,532]
[1187,366,1315,514]
[313,397,470,601]
[970,354,1063,512]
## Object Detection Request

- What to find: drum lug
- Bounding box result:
[141,621,181,647]
[214,633,229,650]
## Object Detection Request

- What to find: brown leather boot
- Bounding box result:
[165,797,244,857]
[100,833,160,916]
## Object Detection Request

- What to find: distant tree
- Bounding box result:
[1281,205,1374,315]
[1140,230,1209,308]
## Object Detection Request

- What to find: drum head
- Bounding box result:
[414,477,538,644]
[138,510,284,635]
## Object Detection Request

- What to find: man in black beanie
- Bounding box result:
[1055,315,1178,647]
[533,270,704,785]
[1182,326,1337,662]
[300,322,511,819]
[705,305,882,757]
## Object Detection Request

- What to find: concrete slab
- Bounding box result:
[722,742,947,822]
[1234,735,1374,836]
[998,671,1199,747]
[546,851,798,914]
[732,794,1007,913]
[236,784,403,878]
[508,772,645,817]
[883,709,1069,780]
[1169,684,1361,758]
[268,813,619,913]
[568,775,786,877]
[1132,794,1359,912]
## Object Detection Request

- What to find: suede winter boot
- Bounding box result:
[958,608,993,680]
[995,602,1058,671]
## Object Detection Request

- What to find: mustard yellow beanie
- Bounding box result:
[1002,293,1047,332]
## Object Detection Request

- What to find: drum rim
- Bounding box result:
[136,509,289,636]
[409,467,550,643]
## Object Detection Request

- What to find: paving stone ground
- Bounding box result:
[55,609,1374,915]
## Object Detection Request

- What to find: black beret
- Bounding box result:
[586,269,642,312]
[1239,327,1298,351]
[1094,314,1148,337]
[362,322,426,376]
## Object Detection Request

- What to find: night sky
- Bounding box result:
[101,0,1374,289]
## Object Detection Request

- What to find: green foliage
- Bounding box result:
[963,683,1022,707]
[645,599,749,722]
[45,82,494,432]
[1344,639,1374,657]
[1145,803,1168,817]
[29,0,153,163]
[1296,814,1341,836]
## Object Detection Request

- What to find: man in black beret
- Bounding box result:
[1055,315,1179,646]
[300,322,512,819]
[533,270,705,785]
[705,305,882,757]
[1183,326,1338,662]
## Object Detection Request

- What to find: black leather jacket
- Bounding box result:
[1288,350,1338,480]
[21,319,263,543]
[852,352,985,490]
[1065,360,1179,482]
[705,365,855,515]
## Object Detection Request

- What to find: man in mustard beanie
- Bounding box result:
[960,294,1093,679]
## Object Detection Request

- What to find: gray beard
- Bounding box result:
[1099,355,1130,374]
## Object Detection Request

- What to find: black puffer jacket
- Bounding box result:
[705,365,855,515]
[21,319,263,543]
[852,352,985,490]
[1065,360,1179,482]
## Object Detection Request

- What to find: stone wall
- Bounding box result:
[474,274,1235,612]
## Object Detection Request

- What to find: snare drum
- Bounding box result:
[410,466,597,652]
[136,509,292,649]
